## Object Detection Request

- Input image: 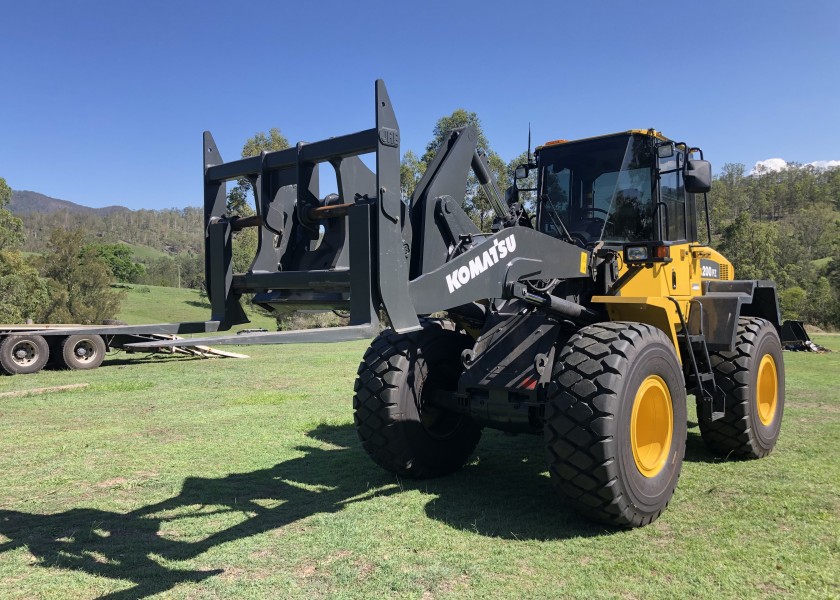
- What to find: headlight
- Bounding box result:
[626,246,648,261]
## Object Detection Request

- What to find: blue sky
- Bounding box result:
[1,0,838,210]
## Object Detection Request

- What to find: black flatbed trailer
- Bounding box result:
[0,320,226,375]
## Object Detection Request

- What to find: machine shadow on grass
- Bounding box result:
[0,423,718,598]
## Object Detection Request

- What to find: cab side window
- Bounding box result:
[659,151,687,241]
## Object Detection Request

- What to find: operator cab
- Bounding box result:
[532,130,712,251]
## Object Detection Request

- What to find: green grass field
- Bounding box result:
[118,242,170,263]
[0,336,837,599]
[116,284,278,333]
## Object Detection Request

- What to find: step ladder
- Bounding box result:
[667,298,725,421]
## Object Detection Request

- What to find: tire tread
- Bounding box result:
[353,319,480,479]
[698,317,782,459]
[545,322,684,527]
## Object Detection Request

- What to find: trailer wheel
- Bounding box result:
[544,322,687,527]
[353,319,481,478]
[55,334,107,370]
[698,317,784,459]
[0,335,50,375]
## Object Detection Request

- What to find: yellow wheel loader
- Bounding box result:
[131,81,786,527]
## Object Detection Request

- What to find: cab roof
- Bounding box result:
[535,129,671,151]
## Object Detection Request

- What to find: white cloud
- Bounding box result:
[808,160,840,169]
[752,158,788,174]
[750,158,840,174]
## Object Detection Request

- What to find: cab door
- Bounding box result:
[657,150,692,297]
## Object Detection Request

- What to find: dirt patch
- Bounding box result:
[326,550,352,562]
[132,427,185,443]
[648,520,676,548]
[439,573,470,594]
[756,581,789,596]
[95,478,129,489]
[295,563,317,578]
[355,559,376,580]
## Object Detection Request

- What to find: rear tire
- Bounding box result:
[56,334,107,370]
[353,319,481,478]
[0,335,50,375]
[544,322,687,527]
[698,317,784,458]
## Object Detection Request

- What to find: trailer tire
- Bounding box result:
[544,322,687,527]
[698,317,784,459]
[353,319,481,479]
[56,334,107,370]
[0,335,50,375]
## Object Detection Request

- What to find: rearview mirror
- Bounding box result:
[684,159,712,194]
[657,143,675,159]
[514,166,529,179]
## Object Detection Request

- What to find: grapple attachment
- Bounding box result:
[149,79,588,350]
[202,80,420,339]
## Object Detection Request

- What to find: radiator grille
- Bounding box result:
[719,264,731,280]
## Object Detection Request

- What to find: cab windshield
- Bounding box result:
[537,134,655,246]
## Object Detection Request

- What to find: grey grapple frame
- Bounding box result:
[132,80,590,350]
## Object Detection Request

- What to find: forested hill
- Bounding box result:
[11,190,129,216]
[708,162,840,328]
[13,194,204,257]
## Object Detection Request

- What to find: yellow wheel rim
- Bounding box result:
[630,375,674,478]
[756,354,778,426]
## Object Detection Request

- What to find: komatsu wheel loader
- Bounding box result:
[134,80,785,527]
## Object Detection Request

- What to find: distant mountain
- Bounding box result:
[10,190,130,216]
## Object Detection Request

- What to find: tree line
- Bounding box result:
[20,206,205,256]
[710,163,840,328]
[2,114,839,329]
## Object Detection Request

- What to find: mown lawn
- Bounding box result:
[116,284,278,333]
[118,242,170,263]
[0,336,837,599]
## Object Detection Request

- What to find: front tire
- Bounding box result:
[544,322,687,527]
[0,335,50,375]
[698,317,784,458]
[353,319,481,479]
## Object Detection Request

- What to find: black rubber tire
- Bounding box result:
[0,335,50,375]
[698,317,784,459]
[55,334,107,370]
[544,322,687,528]
[353,319,481,479]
